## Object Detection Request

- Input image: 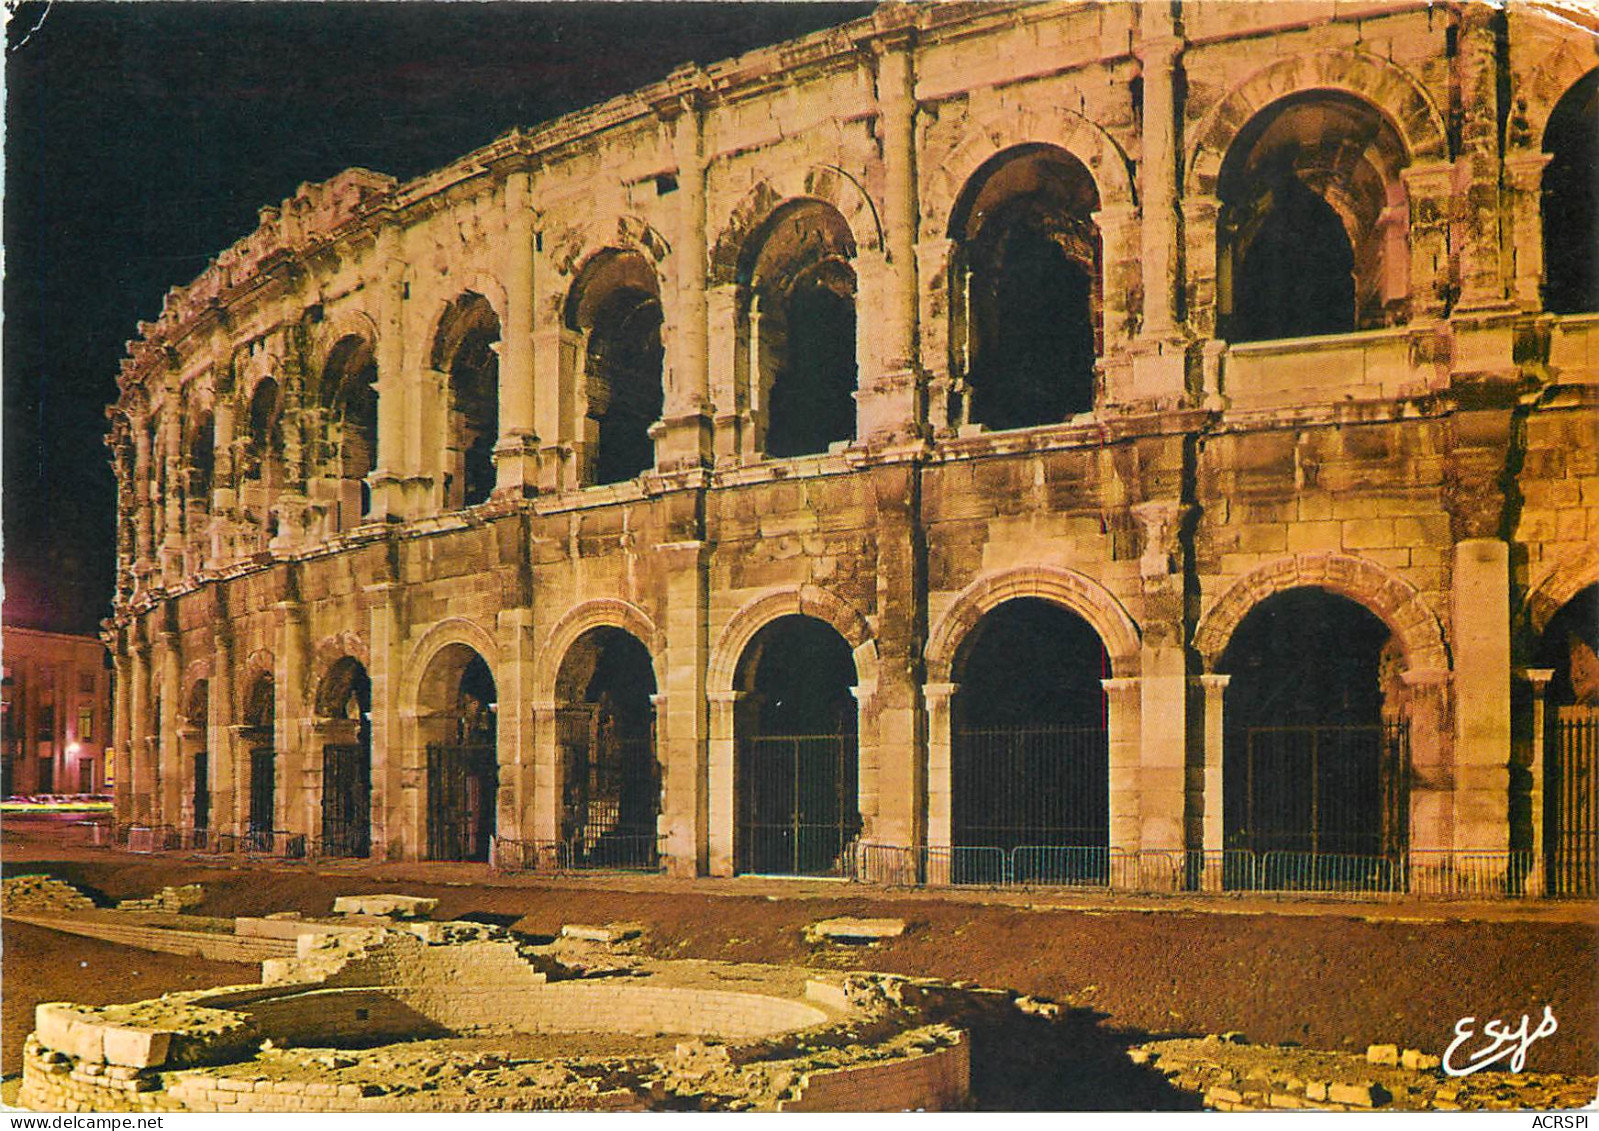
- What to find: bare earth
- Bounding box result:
[3,815,1595,1090]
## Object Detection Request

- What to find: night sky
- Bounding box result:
[2,1,874,637]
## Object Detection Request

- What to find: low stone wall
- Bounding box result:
[6,912,294,963]
[19,921,973,1112]
[779,1032,970,1112]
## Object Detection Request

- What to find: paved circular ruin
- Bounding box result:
[19,911,970,1112]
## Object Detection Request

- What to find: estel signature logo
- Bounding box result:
[1443,1006,1558,1077]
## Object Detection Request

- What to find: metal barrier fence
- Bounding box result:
[1551,709,1597,898]
[850,842,1542,899]
[491,834,664,875]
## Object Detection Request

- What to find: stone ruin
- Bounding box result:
[19,894,970,1112]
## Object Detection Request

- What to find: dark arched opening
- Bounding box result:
[734,615,859,875]
[316,657,372,858]
[242,672,276,852]
[323,336,379,525]
[1221,588,1406,889]
[566,251,664,485]
[1542,71,1599,315]
[433,295,500,508]
[743,200,858,458]
[951,598,1109,883]
[1231,175,1356,342]
[1535,584,1599,895]
[555,627,659,869]
[1217,92,1408,342]
[951,145,1100,431]
[423,647,497,862]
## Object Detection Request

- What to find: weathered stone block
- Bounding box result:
[808,917,906,942]
[1328,1081,1389,1107]
[102,1027,173,1069]
[332,895,438,919]
[1365,1043,1399,1066]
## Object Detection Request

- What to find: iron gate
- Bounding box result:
[321,743,370,858]
[1549,706,1598,897]
[426,742,496,862]
[559,707,658,869]
[951,724,1109,884]
[1229,722,1408,889]
[737,733,858,876]
[247,746,275,852]
[192,751,209,831]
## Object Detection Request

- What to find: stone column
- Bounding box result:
[365,581,403,859]
[1180,194,1221,340]
[1452,538,1510,854]
[495,170,540,496]
[495,606,537,847]
[1453,4,1509,312]
[210,401,236,565]
[654,90,714,473]
[529,700,560,847]
[275,599,310,840]
[111,644,132,828]
[706,689,741,877]
[210,624,236,838]
[855,34,923,447]
[865,466,922,850]
[1522,667,1554,897]
[922,680,956,885]
[161,402,185,580]
[1102,676,1142,886]
[657,538,710,875]
[1402,163,1454,323]
[369,233,410,520]
[129,631,152,824]
[914,238,955,436]
[707,282,746,464]
[1505,151,1553,311]
[1197,673,1230,890]
[158,629,182,826]
[1403,668,1454,887]
[1133,499,1187,879]
[1137,10,1181,340]
[133,420,155,580]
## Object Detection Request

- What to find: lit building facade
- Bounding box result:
[107,2,1598,894]
[2,627,112,797]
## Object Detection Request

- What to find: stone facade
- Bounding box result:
[2,627,112,796]
[106,2,1599,891]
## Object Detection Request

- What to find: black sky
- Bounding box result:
[2,0,874,637]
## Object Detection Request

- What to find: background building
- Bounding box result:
[106,1,1597,895]
[2,627,112,797]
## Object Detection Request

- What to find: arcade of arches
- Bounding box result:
[107,3,1598,896]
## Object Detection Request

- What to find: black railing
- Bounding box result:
[1550,708,1598,897]
[737,733,859,877]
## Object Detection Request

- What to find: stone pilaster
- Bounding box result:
[1521,667,1554,896]
[1453,4,1511,313]
[1196,673,1230,882]
[495,600,538,847]
[368,231,413,520]
[653,84,714,474]
[128,629,152,824]
[1452,538,1511,853]
[274,596,310,837]
[110,642,132,828]
[494,170,540,496]
[365,579,405,859]
[657,537,710,875]
[157,627,182,825]
[1136,7,1182,341]
[1505,151,1553,311]
[865,465,921,849]
[855,33,924,448]
[1133,499,1188,868]
[209,607,236,839]
[1102,675,1142,881]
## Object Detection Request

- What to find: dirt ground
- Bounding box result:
[4,815,1596,1088]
